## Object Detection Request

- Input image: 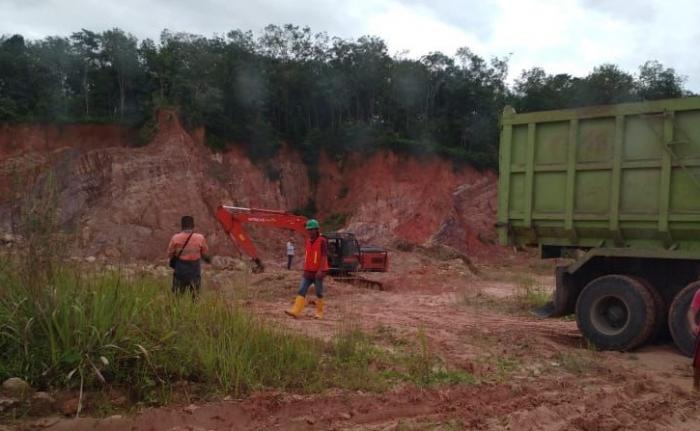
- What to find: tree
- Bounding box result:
[637,60,685,101]
[578,64,636,105]
[101,29,140,119]
[513,68,578,112]
[0,26,693,171]
[70,29,101,117]
[30,36,81,120]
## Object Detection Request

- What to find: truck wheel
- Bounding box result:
[668,281,700,357]
[635,277,666,343]
[575,275,655,351]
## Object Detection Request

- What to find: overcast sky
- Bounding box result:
[2,0,699,91]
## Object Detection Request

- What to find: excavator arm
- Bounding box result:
[215,205,308,272]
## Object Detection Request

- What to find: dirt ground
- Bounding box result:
[8,251,700,431]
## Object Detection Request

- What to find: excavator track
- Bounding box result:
[333,275,384,290]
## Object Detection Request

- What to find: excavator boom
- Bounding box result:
[215,205,308,271]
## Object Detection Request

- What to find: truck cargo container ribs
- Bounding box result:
[497,96,700,356]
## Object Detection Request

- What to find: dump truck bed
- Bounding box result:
[497,96,700,255]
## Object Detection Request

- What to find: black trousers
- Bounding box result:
[172,275,201,298]
[287,255,293,270]
[172,259,201,299]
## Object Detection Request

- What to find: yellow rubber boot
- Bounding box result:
[314,299,325,320]
[285,295,306,318]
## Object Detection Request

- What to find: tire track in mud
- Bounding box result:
[36,373,700,431]
[260,287,583,361]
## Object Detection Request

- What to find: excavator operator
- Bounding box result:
[285,219,328,319]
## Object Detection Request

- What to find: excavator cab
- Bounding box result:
[324,232,361,274]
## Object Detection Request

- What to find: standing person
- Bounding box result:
[688,288,700,391]
[167,216,211,299]
[286,236,295,270]
[285,219,328,319]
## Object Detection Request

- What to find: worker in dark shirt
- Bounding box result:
[285,219,328,319]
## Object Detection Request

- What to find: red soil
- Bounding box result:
[0,111,500,263]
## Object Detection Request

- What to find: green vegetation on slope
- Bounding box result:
[0,25,690,170]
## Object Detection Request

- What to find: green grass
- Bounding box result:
[373,328,475,388]
[550,350,601,375]
[513,275,550,311]
[461,273,551,314]
[0,265,324,401]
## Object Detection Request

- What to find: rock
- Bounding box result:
[31,417,61,428]
[211,255,236,269]
[183,403,198,414]
[233,259,250,272]
[292,415,315,425]
[1,233,15,243]
[339,412,352,420]
[0,395,19,412]
[59,397,80,416]
[104,247,121,258]
[85,256,96,263]
[29,391,56,416]
[2,377,31,397]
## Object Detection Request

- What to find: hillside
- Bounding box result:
[0,111,499,265]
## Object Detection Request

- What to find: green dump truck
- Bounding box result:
[497,96,700,356]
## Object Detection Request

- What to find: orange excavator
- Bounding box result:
[215,205,388,287]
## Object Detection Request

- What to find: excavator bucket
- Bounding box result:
[252,258,264,273]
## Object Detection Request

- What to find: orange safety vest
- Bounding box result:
[303,236,329,272]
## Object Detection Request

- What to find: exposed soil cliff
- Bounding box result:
[316,151,498,259]
[0,111,499,263]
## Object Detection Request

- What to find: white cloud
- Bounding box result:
[360,0,485,57]
[1,0,698,90]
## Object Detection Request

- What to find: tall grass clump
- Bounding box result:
[0,266,322,399]
[513,275,550,311]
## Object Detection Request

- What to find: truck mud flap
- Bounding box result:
[532,301,556,318]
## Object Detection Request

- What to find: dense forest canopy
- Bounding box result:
[0,25,691,169]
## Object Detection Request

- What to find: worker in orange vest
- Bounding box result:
[167,215,211,299]
[285,219,328,319]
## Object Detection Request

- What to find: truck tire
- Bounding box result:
[575,275,655,351]
[668,281,700,357]
[634,277,666,343]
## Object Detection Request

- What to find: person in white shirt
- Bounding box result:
[286,236,295,270]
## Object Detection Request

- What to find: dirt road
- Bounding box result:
[13,253,700,430]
